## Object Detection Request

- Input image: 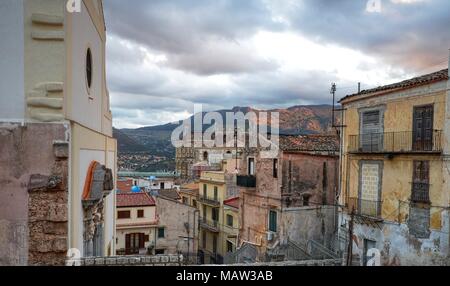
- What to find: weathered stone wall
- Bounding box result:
[0,123,69,266]
[281,152,338,207]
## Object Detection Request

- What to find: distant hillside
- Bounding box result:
[114,105,336,156]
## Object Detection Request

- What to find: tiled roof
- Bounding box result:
[157,189,180,201]
[279,135,339,152]
[340,68,448,103]
[116,192,155,207]
[224,197,239,209]
[180,183,199,196]
[117,179,134,192]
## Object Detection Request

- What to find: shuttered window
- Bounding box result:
[361,110,383,151]
[268,210,277,232]
[117,210,130,219]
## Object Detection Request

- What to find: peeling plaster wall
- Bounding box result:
[280,206,337,250]
[341,212,450,266]
[0,123,68,265]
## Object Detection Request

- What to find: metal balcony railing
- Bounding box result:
[199,196,220,207]
[411,182,430,203]
[348,131,442,154]
[347,197,382,218]
[237,175,256,188]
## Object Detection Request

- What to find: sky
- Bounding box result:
[103,0,450,129]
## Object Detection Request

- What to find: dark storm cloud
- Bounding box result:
[104,0,282,75]
[287,0,450,69]
[103,0,450,128]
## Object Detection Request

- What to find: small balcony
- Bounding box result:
[199,217,220,232]
[237,175,256,188]
[199,195,221,207]
[347,197,382,219]
[411,182,430,203]
[348,131,442,154]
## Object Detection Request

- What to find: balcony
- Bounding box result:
[411,182,430,203]
[348,131,442,154]
[199,195,221,207]
[199,217,220,232]
[347,197,382,219]
[237,175,256,188]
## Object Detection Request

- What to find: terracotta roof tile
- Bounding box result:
[157,189,180,201]
[117,179,134,193]
[340,68,448,103]
[116,192,155,207]
[279,135,339,152]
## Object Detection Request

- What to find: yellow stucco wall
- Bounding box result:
[341,85,447,230]
[198,171,240,261]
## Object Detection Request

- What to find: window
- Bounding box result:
[203,184,207,198]
[137,209,144,218]
[202,231,207,248]
[248,158,255,176]
[413,105,434,151]
[360,109,383,151]
[212,235,218,254]
[226,214,233,227]
[303,194,310,207]
[212,208,219,222]
[412,161,430,202]
[160,182,165,189]
[193,200,197,208]
[155,249,165,255]
[203,151,208,161]
[157,227,165,238]
[273,159,278,178]
[268,210,277,232]
[117,210,130,219]
[125,233,144,255]
[182,197,189,205]
[86,48,93,90]
[214,186,218,201]
[227,241,233,253]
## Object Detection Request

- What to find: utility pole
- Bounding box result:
[331,83,337,127]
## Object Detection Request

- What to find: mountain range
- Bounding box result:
[113,105,337,157]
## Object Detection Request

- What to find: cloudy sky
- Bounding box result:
[103,0,450,129]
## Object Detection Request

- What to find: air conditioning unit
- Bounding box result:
[267,231,274,242]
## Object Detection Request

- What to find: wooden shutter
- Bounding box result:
[361,110,382,151]
[413,105,434,151]
[139,233,145,249]
[125,234,131,254]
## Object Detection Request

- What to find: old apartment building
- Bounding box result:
[338,67,450,265]
[116,192,157,255]
[0,0,116,265]
[198,170,240,264]
[236,135,339,262]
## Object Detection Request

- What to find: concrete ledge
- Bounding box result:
[31,13,63,25]
[27,98,63,109]
[31,31,64,41]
